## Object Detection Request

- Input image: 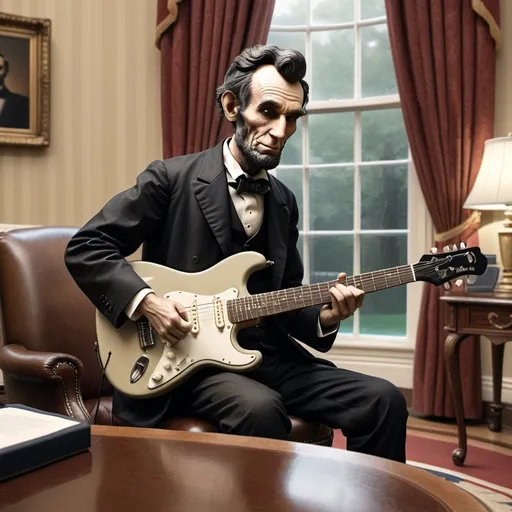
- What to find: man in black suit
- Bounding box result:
[0,53,29,130]
[65,45,408,462]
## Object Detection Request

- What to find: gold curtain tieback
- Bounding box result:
[434,211,481,243]
[155,0,185,49]
[471,0,501,49]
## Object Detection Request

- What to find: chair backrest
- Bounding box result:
[0,227,112,399]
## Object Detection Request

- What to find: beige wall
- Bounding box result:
[0,0,162,227]
[0,0,160,388]
[478,0,512,382]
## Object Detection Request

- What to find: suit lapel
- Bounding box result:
[192,142,291,287]
[265,175,289,289]
[193,140,233,257]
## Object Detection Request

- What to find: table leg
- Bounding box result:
[489,342,505,432]
[444,333,469,466]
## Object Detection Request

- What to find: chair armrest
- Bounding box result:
[0,344,91,422]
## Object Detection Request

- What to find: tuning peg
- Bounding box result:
[443,282,452,290]
[467,275,477,285]
[460,242,466,249]
[452,244,458,251]
[430,247,438,254]
[443,245,450,252]
[454,279,464,287]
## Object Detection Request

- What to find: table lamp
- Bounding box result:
[463,135,512,294]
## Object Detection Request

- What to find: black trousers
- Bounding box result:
[170,346,408,463]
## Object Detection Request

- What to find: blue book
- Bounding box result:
[0,403,91,482]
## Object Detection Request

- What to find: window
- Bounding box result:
[267,0,428,345]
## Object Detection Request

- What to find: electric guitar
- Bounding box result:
[95,245,487,398]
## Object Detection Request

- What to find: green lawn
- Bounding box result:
[338,314,406,337]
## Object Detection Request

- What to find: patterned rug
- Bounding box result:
[333,429,512,511]
[410,462,512,511]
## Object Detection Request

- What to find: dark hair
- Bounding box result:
[215,45,309,119]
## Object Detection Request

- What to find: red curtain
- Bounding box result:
[156,0,276,159]
[385,0,500,418]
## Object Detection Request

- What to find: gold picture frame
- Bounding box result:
[0,12,51,147]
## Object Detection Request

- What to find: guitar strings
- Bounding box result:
[177,265,457,323]
[175,264,461,313]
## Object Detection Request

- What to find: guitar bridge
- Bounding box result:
[137,317,156,349]
[191,300,199,334]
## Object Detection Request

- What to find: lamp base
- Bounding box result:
[494,217,512,295]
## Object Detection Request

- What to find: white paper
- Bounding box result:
[0,407,78,450]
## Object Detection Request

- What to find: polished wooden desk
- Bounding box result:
[0,426,489,512]
[442,292,512,466]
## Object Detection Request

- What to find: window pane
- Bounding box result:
[297,233,304,263]
[280,117,303,165]
[309,112,354,164]
[310,167,353,230]
[266,31,306,58]
[361,165,407,230]
[271,0,308,25]
[359,234,407,336]
[312,0,354,24]
[361,24,397,97]
[274,168,303,223]
[361,0,387,19]
[361,109,408,161]
[309,234,354,333]
[312,30,354,101]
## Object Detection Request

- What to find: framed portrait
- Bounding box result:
[0,12,51,147]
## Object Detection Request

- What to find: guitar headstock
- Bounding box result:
[414,243,488,288]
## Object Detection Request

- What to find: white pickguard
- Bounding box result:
[147,289,258,390]
[95,252,270,398]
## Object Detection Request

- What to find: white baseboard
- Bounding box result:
[309,345,512,405]
[482,375,512,404]
[306,344,415,389]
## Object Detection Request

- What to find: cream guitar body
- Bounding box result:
[95,245,487,399]
[96,252,267,398]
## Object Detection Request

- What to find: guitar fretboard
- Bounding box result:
[226,264,415,323]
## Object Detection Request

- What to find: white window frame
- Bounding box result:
[269,0,432,351]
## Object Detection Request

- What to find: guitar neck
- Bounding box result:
[227,264,416,323]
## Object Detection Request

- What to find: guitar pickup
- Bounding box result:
[213,296,225,329]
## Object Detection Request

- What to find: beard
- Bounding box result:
[233,114,283,174]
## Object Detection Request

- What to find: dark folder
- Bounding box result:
[0,403,91,482]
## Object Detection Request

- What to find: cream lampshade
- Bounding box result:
[463,135,512,294]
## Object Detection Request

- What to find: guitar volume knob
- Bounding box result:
[151,372,163,382]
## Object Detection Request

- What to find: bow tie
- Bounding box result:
[229,175,270,195]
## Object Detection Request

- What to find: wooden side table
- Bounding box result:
[441,292,512,465]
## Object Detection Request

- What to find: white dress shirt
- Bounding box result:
[125,140,337,337]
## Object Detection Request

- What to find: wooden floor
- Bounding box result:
[408,414,512,451]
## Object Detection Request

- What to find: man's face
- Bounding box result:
[234,65,305,174]
[0,57,7,87]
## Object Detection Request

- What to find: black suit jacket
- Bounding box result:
[0,88,29,129]
[65,140,338,355]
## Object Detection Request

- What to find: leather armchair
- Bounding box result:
[0,227,333,446]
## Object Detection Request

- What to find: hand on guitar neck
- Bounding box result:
[319,272,366,329]
[136,293,193,347]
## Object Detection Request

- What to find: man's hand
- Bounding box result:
[319,273,365,328]
[136,293,192,346]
